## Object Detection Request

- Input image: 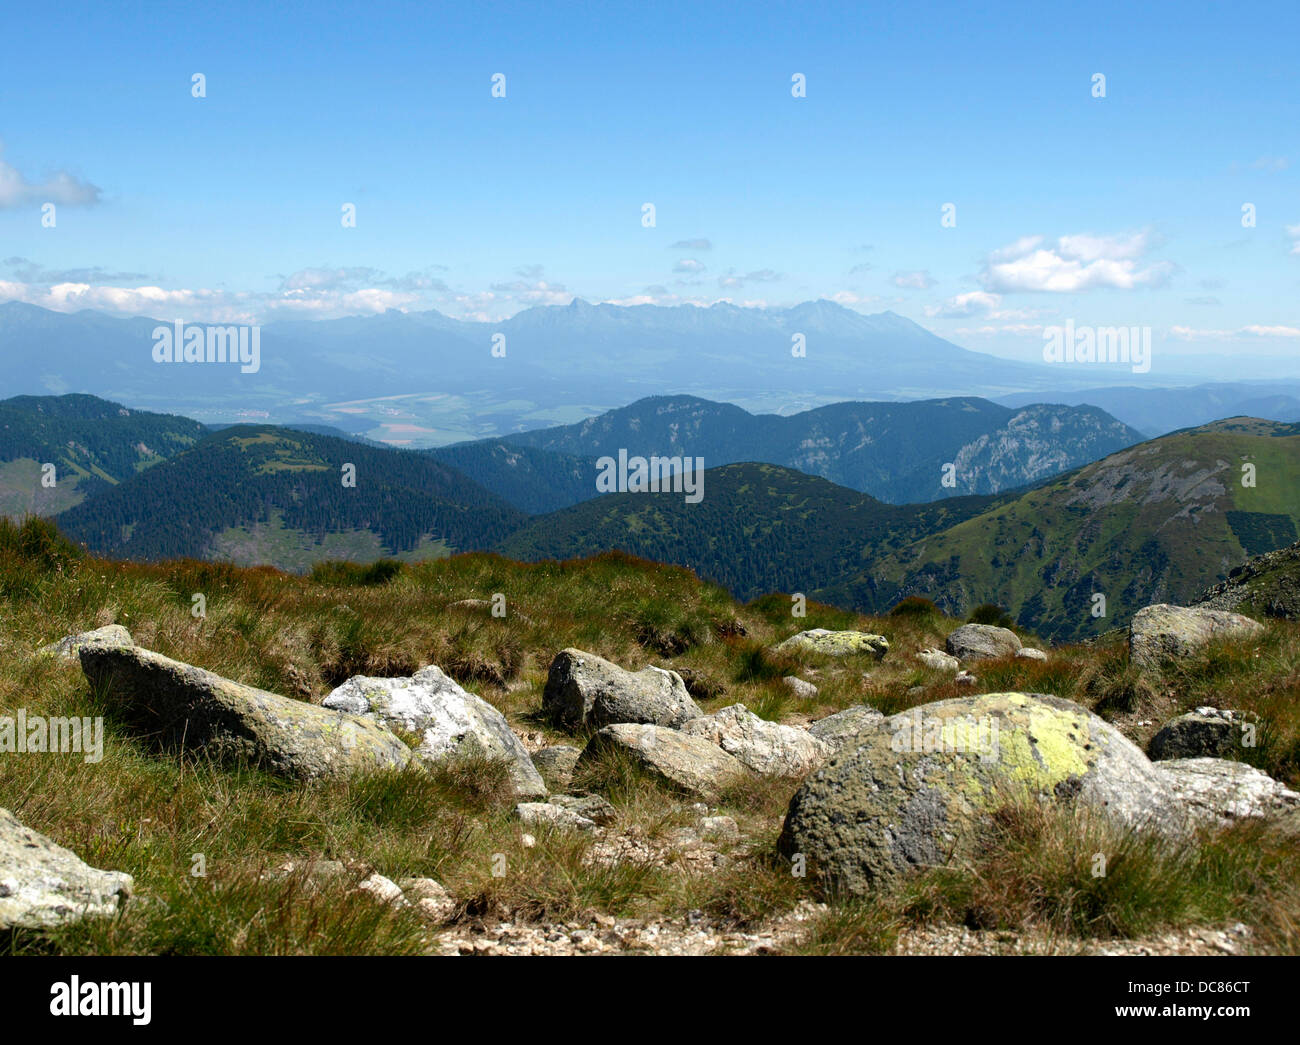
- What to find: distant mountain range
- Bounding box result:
[996,382,1300,438]
[3,392,1297,640]
[475,394,1144,505]
[0,298,1156,443]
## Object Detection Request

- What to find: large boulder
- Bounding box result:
[681,703,830,777]
[944,624,1021,662]
[1129,604,1263,669]
[1149,707,1247,761]
[0,808,133,929]
[1156,758,1300,831]
[807,705,886,750]
[575,723,750,800]
[323,666,545,798]
[773,629,889,660]
[542,649,702,733]
[80,644,413,781]
[778,692,1172,895]
[38,625,133,662]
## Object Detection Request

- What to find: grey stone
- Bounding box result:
[917,647,960,672]
[1129,604,1263,669]
[80,644,412,782]
[0,807,133,929]
[944,624,1022,662]
[681,703,830,776]
[514,802,597,831]
[782,675,818,698]
[549,793,617,826]
[323,665,545,798]
[39,624,133,661]
[1157,758,1300,832]
[1149,708,1247,761]
[575,723,750,801]
[807,705,886,750]
[542,649,702,732]
[531,745,582,791]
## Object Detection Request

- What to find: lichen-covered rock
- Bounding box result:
[1149,708,1247,761]
[1156,758,1300,831]
[778,692,1172,895]
[38,624,133,661]
[575,723,750,800]
[773,629,889,660]
[0,807,133,929]
[323,665,545,798]
[681,703,831,777]
[531,745,582,791]
[944,624,1021,662]
[807,704,887,750]
[1016,647,1048,662]
[1129,604,1263,669]
[917,648,960,672]
[80,644,412,781]
[542,649,702,732]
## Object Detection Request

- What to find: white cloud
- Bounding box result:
[980,229,1174,292]
[673,258,706,274]
[0,146,101,209]
[892,270,936,290]
[925,290,1000,318]
[670,238,713,251]
[1286,223,1300,256]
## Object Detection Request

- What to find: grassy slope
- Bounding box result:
[819,420,1300,641]
[1,518,1297,955]
[498,461,1006,600]
[56,426,526,567]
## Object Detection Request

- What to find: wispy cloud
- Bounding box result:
[670,238,712,251]
[893,270,936,290]
[0,146,101,209]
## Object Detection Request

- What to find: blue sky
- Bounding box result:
[1,0,1297,376]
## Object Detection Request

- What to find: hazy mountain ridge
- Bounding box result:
[495,394,1145,503]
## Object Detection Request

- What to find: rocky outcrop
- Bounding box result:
[80,644,413,781]
[1195,539,1300,620]
[0,808,133,929]
[944,624,1021,662]
[575,724,750,801]
[323,665,545,798]
[773,629,889,660]
[681,703,830,777]
[1129,604,1263,669]
[542,649,701,732]
[778,692,1172,895]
